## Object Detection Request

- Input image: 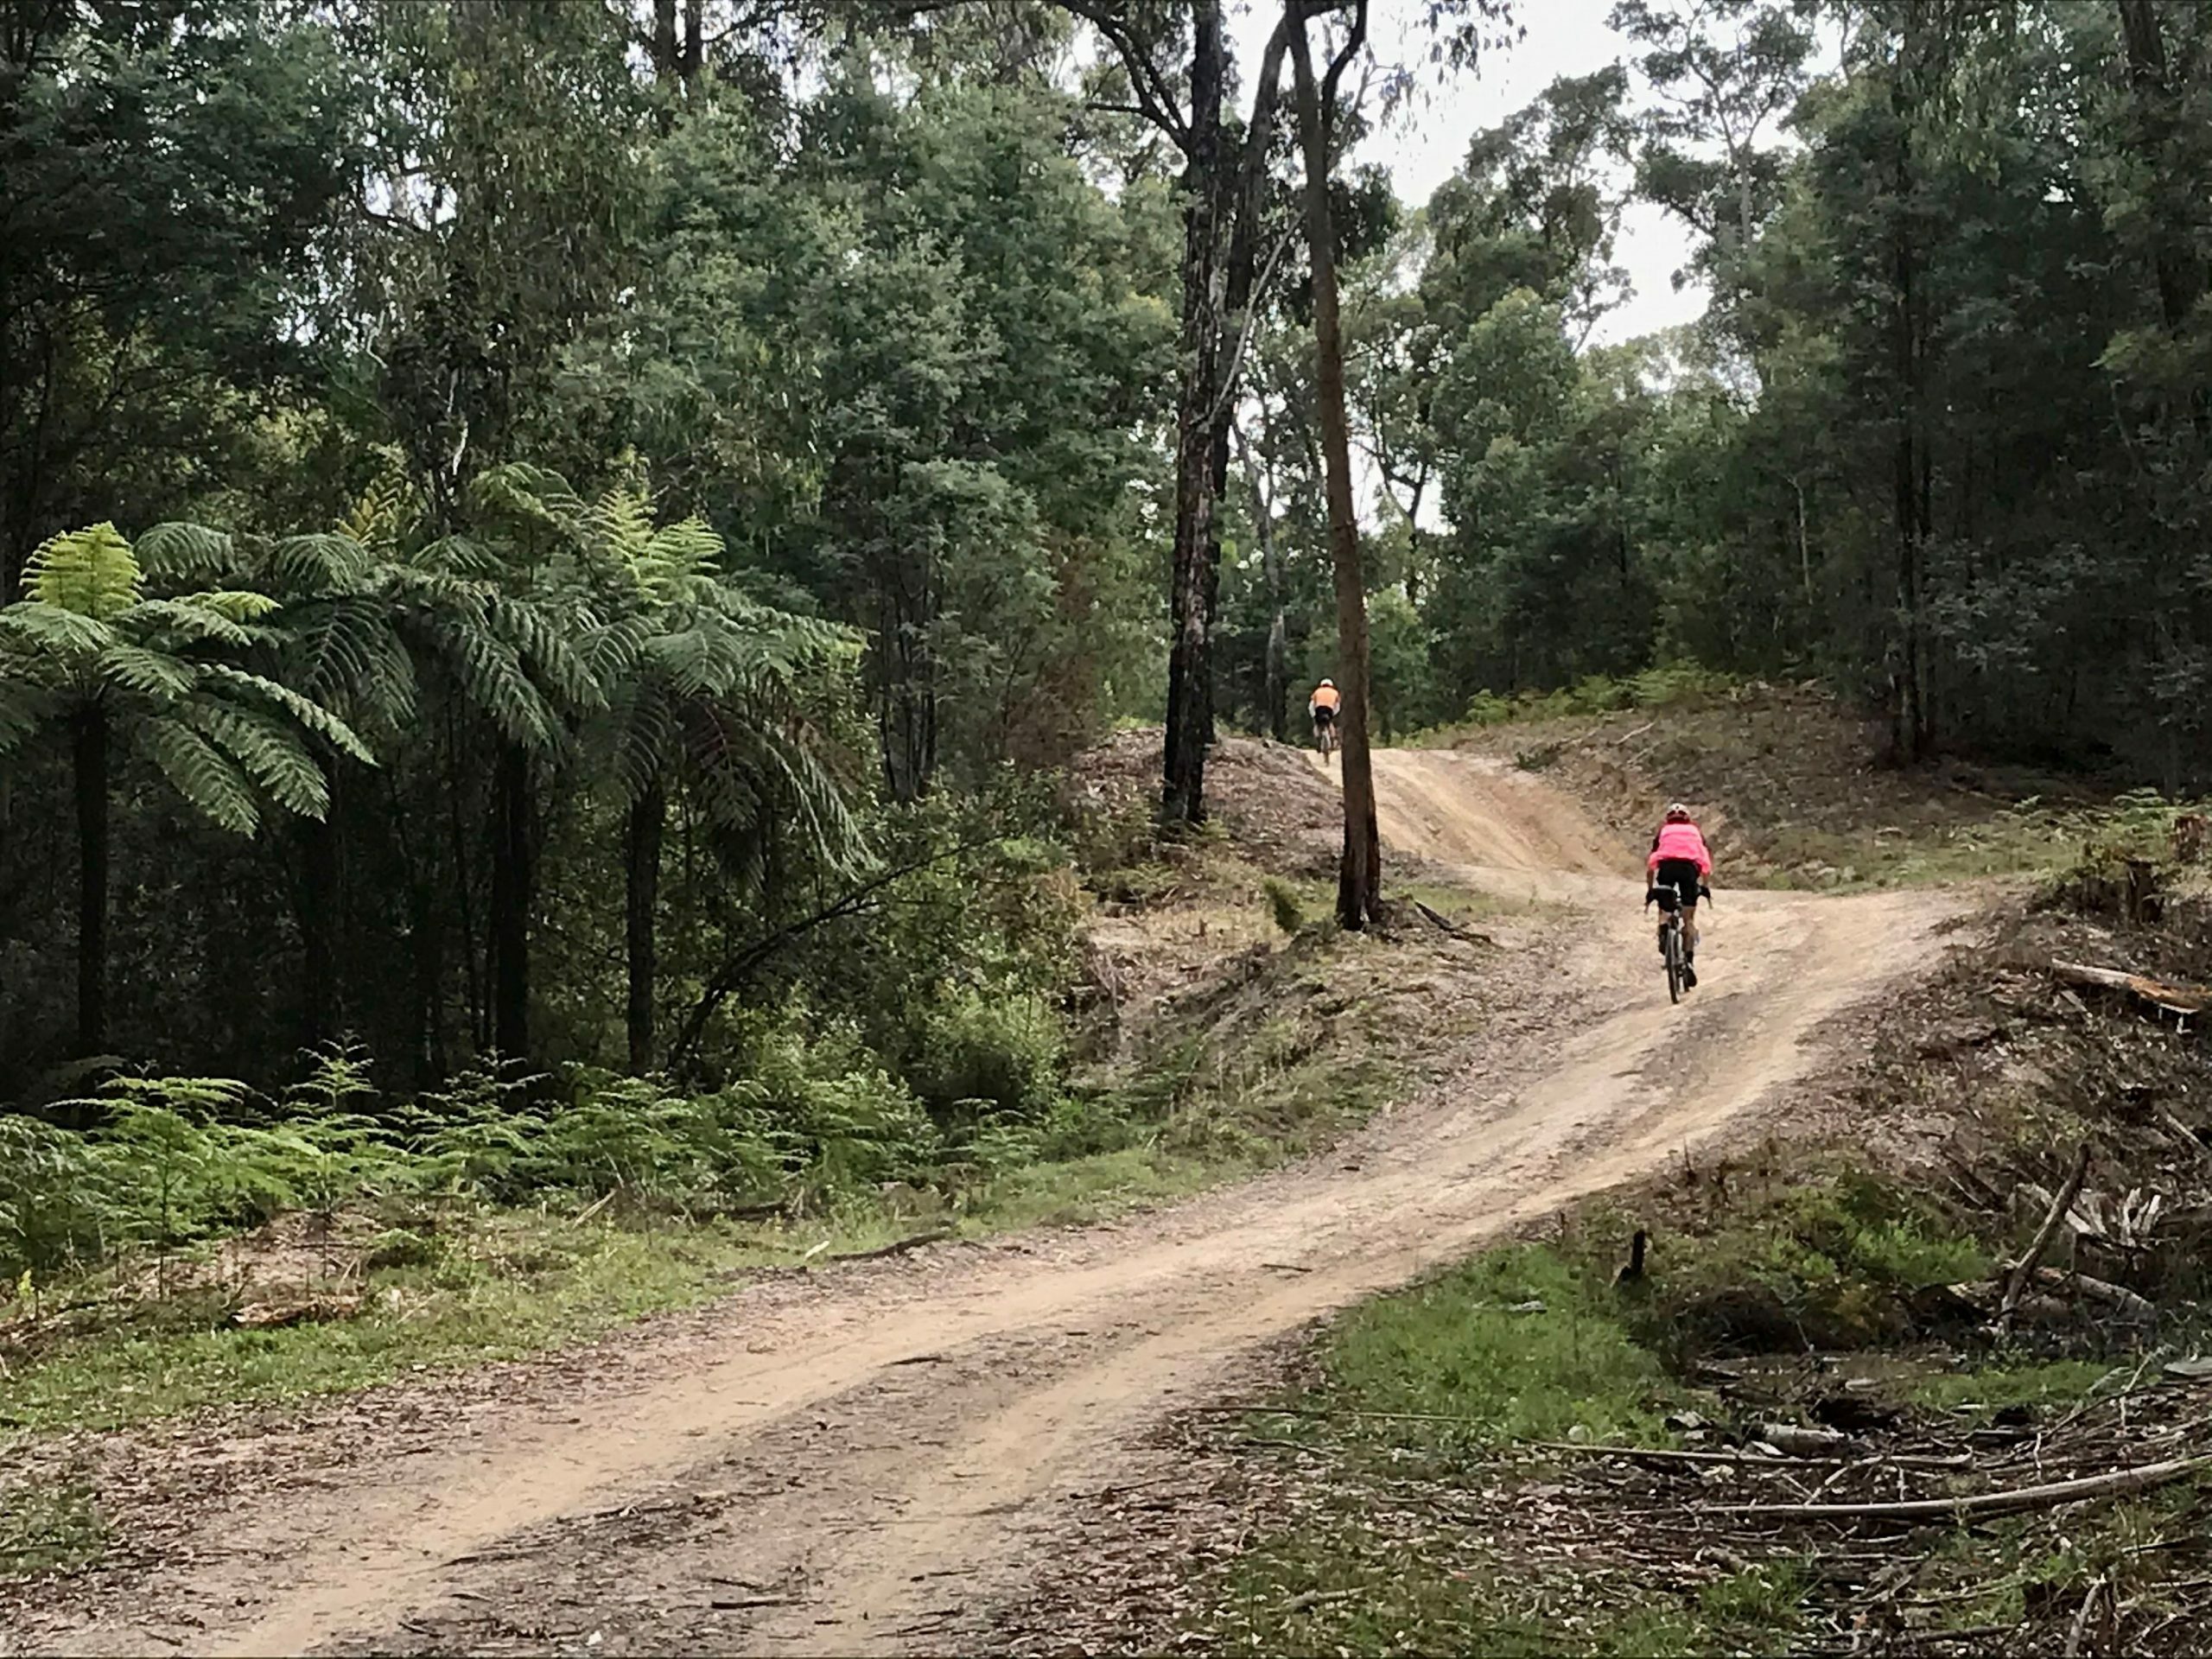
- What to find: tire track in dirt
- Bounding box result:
[15,752,1970,1658]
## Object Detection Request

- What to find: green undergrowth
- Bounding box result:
[0,1481,106,1580]
[1185,1154,2191,1655]
[1,880,1405,1435]
[1417,664,1748,738]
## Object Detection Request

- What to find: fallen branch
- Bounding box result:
[1717,1455,2207,1522]
[830,1228,955,1265]
[2051,961,2210,1019]
[1534,1440,1969,1473]
[2001,1144,2092,1330]
[1411,899,1496,945]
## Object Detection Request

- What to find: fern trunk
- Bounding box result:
[73,705,109,1054]
[625,780,664,1075]
[300,805,340,1049]
[489,743,532,1062]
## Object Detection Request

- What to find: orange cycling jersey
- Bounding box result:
[1311,684,1341,712]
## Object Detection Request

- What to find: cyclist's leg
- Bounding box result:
[1682,899,1699,959]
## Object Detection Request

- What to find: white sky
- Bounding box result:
[1227,0,1710,346]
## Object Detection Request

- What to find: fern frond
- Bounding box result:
[97,643,198,703]
[339,472,416,553]
[141,716,262,835]
[491,596,603,712]
[411,535,503,579]
[286,595,418,723]
[610,677,681,803]
[186,700,332,819]
[27,524,142,618]
[429,614,561,748]
[120,597,264,650]
[589,487,657,567]
[0,603,111,658]
[136,523,242,586]
[266,534,376,595]
[468,464,585,531]
[198,663,377,766]
[0,675,55,759]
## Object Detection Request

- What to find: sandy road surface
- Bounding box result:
[14,751,1967,1658]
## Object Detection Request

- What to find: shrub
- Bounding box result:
[910,989,1065,1122]
[1263,877,1306,935]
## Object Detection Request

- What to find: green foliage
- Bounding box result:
[910,990,1065,1123]
[1262,876,1306,935]
[0,1483,108,1580]
[1314,1245,1678,1449]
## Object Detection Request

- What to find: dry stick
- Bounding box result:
[2050,959,2211,1017]
[1535,1440,1970,1473]
[1717,1455,2207,1522]
[825,1229,956,1265]
[2062,1573,2107,1659]
[2000,1143,2093,1331]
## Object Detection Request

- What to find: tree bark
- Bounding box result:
[1238,422,1290,741]
[1888,54,1929,765]
[1160,0,1229,829]
[652,0,679,84]
[300,797,340,1050]
[625,779,664,1074]
[488,742,533,1061]
[73,704,109,1054]
[1289,2,1382,929]
[681,0,704,89]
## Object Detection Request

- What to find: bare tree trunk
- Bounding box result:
[626,780,664,1074]
[1161,0,1229,828]
[1238,423,1290,741]
[652,0,678,84]
[489,742,532,1061]
[73,706,109,1054]
[681,0,704,89]
[1289,2,1382,929]
[1888,57,1929,765]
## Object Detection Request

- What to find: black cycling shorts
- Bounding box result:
[1313,704,1337,728]
[1651,858,1703,906]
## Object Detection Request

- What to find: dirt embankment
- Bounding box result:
[4,740,1971,1659]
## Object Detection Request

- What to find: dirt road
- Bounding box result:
[16,752,1967,1658]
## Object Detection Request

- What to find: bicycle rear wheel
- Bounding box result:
[1664,924,1683,1005]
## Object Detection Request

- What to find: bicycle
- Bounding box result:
[1313,715,1338,759]
[1647,881,1710,1005]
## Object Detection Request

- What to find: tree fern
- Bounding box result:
[25,524,142,618]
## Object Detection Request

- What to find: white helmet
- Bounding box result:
[1665,802,1693,823]
[1319,677,1335,688]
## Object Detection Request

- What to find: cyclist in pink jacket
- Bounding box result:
[1647,804,1713,988]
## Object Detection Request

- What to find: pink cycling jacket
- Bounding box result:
[1648,821,1713,876]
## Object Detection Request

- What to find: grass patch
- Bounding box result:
[0,1480,106,1580]
[1909,1358,2118,1420]
[1303,1245,1681,1450]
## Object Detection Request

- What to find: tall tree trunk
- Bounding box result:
[651,0,678,84]
[1160,0,1229,828]
[1239,423,1290,741]
[625,780,664,1075]
[1289,3,1382,930]
[73,705,109,1054]
[2116,0,2204,335]
[488,742,532,1061]
[681,0,704,89]
[1888,67,1929,766]
[300,796,340,1050]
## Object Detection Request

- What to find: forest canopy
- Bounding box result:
[1,0,2205,1116]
